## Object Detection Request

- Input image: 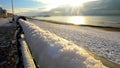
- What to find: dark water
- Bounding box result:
[34,16,120,28]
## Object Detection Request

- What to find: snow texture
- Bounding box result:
[28,20,120,64]
[19,19,107,68]
[19,34,36,68]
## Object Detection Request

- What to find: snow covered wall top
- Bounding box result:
[18,19,108,68]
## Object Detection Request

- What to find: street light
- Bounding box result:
[11,0,14,15]
[11,0,14,21]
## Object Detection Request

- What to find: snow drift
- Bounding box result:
[19,19,108,68]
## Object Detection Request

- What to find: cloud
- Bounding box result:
[84,0,120,10]
[6,0,120,16]
[32,0,97,6]
[79,0,120,15]
[6,8,44,16]
[7,8,38,13]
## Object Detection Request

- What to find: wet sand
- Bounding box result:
[88,26,120,32]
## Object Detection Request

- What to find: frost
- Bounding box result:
[29,19,120,64]
[19,19,108,68]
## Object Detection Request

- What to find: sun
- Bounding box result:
[69,16,86,25]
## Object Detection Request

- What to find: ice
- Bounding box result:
[28,19,120,64]
[19,19,108,68]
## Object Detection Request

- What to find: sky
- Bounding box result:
[0,0,94,11]
[0,0,120,16]
[0,0,44,13]
[0,0,96,13]
[0,0,44,8]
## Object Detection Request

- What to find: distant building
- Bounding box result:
[2,10,7,17]
[7,13,13,17]
[0,7,2,17]
[0,7,8,17]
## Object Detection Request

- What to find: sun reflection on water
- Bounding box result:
[68,16,86,25]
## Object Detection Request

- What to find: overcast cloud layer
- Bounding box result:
[17,0,120,16]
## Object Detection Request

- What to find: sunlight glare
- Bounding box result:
[69,16,86,25]
[39,0,96,9]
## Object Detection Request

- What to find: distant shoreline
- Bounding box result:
[29,18,120,32]
[89,26,120,32]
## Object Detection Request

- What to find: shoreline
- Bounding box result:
[30,18,120,32]
[86,26,120,32]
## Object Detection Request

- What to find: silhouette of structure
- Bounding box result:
[0,7,8,17]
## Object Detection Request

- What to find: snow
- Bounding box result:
[19,19,108,68]
[19,34,36,68]
[0,18,12,26]
[28,19,120,64]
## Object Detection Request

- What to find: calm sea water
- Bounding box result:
[33,16,120,28]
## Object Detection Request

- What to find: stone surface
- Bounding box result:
[0,26,18,68]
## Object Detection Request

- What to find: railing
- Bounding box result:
[15,16,37,68]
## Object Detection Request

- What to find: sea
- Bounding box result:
[33,16,120,28]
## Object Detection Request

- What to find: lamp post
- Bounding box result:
[11,0,14,15]
[11,0,14,21]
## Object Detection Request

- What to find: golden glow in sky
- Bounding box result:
[34,0,97,8]
[6,0,97,15]
[62,0,91,7]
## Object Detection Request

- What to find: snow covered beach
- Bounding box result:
[19,19,108,68]
[28,19,120,65]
